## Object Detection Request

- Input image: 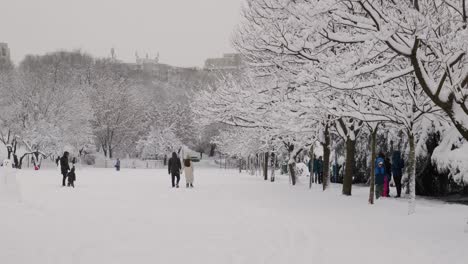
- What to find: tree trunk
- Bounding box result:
[102,144,107,157]
[408,132,416,214]
[369,126,379,204]
[264,152,269,181]
[342,137,356,195]
[322,124,331,191]
[289,163,296,185]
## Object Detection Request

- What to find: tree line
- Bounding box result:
[193,0,468,210]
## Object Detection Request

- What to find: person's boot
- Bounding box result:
[176,184,179,188]
[190,183,193,188]
[186,183,189,188]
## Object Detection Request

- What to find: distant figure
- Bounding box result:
[163,154,168,166]
[55,156,60,166]
[67,157,77,188]
[183,155,194,188]
[60,152,70,187]
[392,151,405,198]
[384,157,392,197]
[115,158,120,171]
[375,153,386,199]
[314,156,323,184]
[168,152,181,188]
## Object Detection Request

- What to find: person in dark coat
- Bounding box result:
[67,157,77,188]
[168,152,182,188]
[384,157,392,197]
[115,158,120,171]
[60,151,70,187]
[392,151,405,198]
[375,153,385,199]
[313,157,324,184]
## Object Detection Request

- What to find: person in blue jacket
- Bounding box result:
[375,153,386,199]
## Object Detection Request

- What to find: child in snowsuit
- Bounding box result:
[375,154,385,199]
[67,158,77,188]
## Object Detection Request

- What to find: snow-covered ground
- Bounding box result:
[1,164,468,264]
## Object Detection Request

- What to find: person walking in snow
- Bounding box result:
[183,154,194,188]
[67,157,77,188]
[314,156,323,184]
[375,153,386,199]
[115,158,120,171]
[168,152,182,188]
[60,151,70,187]
[392,151,405,198]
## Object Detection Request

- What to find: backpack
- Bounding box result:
[184,159,191,167]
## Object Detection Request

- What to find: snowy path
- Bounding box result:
[1,166,467,264]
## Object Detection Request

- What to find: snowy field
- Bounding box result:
[1,163,468,264]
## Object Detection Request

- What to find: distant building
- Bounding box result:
[204,53,243,71]
[0,42,10,61]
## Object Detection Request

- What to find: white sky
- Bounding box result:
[1,0,244,67]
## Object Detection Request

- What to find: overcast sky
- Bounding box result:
[1,0,244,67]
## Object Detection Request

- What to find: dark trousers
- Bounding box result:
[394,175,402,197]
[171,174,180,187]
[314,172,323,184]
[62,172,68,186]
[375,184,384,199]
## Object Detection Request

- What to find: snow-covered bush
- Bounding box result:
[432,128,468,185]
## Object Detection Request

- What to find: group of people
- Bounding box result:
[168,152,195,188]
[55,151,195,189]
[306,151,405,199]
[56,151,77,188]
[375,151,404,199]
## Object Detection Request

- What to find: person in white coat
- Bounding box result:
[0,159,21,203]
[183,155,194,188]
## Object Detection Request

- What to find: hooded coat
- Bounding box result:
[375,157,385,185]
